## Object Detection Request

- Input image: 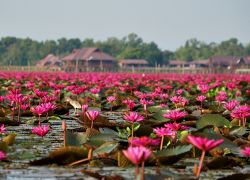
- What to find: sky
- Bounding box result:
[0,0,249,51]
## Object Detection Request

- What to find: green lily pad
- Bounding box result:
[66,132,87,147]
[93,142,118,156]
[196,114,231,129]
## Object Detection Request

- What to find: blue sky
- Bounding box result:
[0,0,249,50]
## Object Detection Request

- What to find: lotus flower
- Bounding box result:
[123,99,135,111]
[129,136,160,147]
[107,96,116,111]
[223,100,239,111]
[196,95,206,102]
[123,146,151,179]
[32,125,50,138]
[0,151,7,161]
[163,110,187,121]
[31,105,46,125]
[241,147,250,157]
[153,127,176,150]
[231,105,250,126]
[0,124,6,134]
[197,84,209,94]
[81,104,88,127]
[107,96,116,103]
[123,146,151,165]
[123,112,144,138]
[187,135,224,177]
[164,122,189,131]
[86,110,100,129]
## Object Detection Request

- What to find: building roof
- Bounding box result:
[119,59,148,65]
[169,60,189,65]
[210,56,240,66]
[189,59,210,65]
[62,48,115,61]
[243,56,250,65]
[36,54,61,67]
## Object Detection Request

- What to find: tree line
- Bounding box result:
[0,33,249,66]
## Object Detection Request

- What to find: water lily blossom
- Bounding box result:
[163,110,187,121]
[241,147,250,157]
[153,127,176,150]
[32,125,50,138]
[123,146,151,179]
[129,136,160,147]
[0,151,7,161]
[123,112,144,138]
[0,124,6,134]
[164,122,189,131]
[86,110,100,129]
[187,135,224,177]
[81,104,88,127]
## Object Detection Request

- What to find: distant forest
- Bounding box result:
[0,33,249,66]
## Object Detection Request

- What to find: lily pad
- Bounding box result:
[196,114,231,129]
[66,131,87,146]
[93,142,118,157]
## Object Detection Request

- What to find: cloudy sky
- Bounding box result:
[0,0,249,50]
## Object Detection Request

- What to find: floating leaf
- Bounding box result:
[193,132,241,155]
[229,127,248,136]
[93,142,118,157]
[0,141,8,152]
[155,145,192,157]
[152,110,170,122]
[218,173,250,180]
[147,106,163,113]
[49,116,61,120]
[88,133,118,147]
[3,133,16,146]
[196,114,231,129]
[0,117,19,126]
[154,145,192,164]
[66,132,87,147]
[206,156,242,169]
[86,128,100,138]
[30,146,88,165]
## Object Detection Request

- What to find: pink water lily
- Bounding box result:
[123,146,151,179]
[164,122,189,131]
[241,147,250,157]
[123,112,144,138]
[86,110,100,129]
[163,110,187,121]
[153,127,176,150]
[223,100,239,111]
[231,105,250,127]
[187,135,224,177]
[81,104,88,127]
[129,136,160,147]
[0,151,7,161]
[0,124,6,134]
[32,125,50,138]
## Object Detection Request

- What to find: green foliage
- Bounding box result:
[155,145,192,157]
[196,114,231,129]
[0,35,249,66]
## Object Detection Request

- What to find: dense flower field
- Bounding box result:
[0,72,250,179]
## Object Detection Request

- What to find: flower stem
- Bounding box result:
[18,105,21,123]
[91,120,93,129]
[83,113,86,128]
[135,165,139,179]
[196,150,206,177]
[131,122,134,139]
[141,161,145,180]
[38,115,41,126]
[160,136,164,150]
